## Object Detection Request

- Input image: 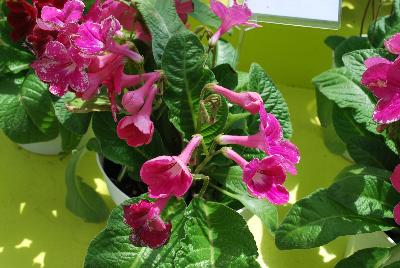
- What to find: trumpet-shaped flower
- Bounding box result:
[175,0,194,24]
[124,198,172,249]
[385,33,400,55]
[140,135,203,199]
[209,0,260,46]
[37,0,84,31]
[72,16,143,62]
[121,72,162,115]
[361,57,400,124]
[209,84,263,114]
[31,41,91,96]
[390,165,400,225]
[217,106,300,174]
[222,147,289,205]
[117,86,158,147]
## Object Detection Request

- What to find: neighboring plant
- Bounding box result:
[275,1,400,267]
[3,0,300,265]
[0,0,94,153]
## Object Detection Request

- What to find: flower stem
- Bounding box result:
[194,146,221,174]
[198,175,209,198]
[117,165,128,182]
[209,182,241,200]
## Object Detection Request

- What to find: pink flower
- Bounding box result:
[390,164,400,225]
[121,72,162,115]
[361,57,400,124]
[31,40,91,96]
[175,0,193,24]
[217,106,300,174]
[385,33,400,55]
[209,84,263,114]
[117,86,158,147]
[85,0,136,30]
[222,147,289,205]
[37,0,84,31]
[140,135,203,199]
[209,0,260,46]
[124,198,172,249]
[72,16,143,63]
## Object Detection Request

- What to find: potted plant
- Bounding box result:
[274,1,400,266]
[0,0,94,155]
[20,0,301,265]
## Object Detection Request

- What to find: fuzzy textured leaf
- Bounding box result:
[335,247,391,268]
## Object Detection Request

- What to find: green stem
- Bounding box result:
[198,175,210,197]
[194,146,221,174]
[209,182,240,200]
[117,166,128,182]
[224,112,251,132]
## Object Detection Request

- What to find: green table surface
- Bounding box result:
[0,84,351,268]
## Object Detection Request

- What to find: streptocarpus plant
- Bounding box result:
[5,0,300,265]
[275,2,400,267]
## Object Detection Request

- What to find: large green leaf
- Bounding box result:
[328,165,400,218]
[84,197,186,268]
[54,92,92,135]
[20,71,59,135]
[368,0,400,47]
[212,63,238,89]
[247,63,292,139]
[313,67,377,133]
[275,188,395,250]
[175,198,260,268]
[335,247,391,268]
[325,35,346,50]
[162,32,228,144]
[136,0,188,66]
[215,39,237,68]
[65,148,109,222]
[92,112,166,169]
[342,48,394,80]
[334,36,371,67]
[191,0,221,29]
[60,125,83,152]
[209,166,278,233]
[0,74,58,143]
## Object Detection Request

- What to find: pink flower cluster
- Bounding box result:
[362,33,400,124]
[391,165,400,225]
[209,84,300,205]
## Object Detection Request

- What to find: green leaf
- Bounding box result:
[212,63,238,89]
[191,0,221,29]
[162,32,227,144]
[0,74,58,143]
[328,165,400,218]
[175,198,260,268]
[312,67,377,133]
[84,197,186,268]
[385,261,400,268]
[335,247,391,268]
[342,48,394,80]
[368,0,400,47]
[20,71,59,136]
[60,125,83,152]
[247,63,292,139]
[65,148,109,222]
[136,0,188,66]
[92,112,166,168]
[236,71,249,92]
[54,93,92,135]
[346,136,398,171]
[334,36,371,67]
[275,189,395,250]
[325,35,346,50]
[209,166,278,233]
[216,39,237,68]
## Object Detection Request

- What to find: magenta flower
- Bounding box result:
[361,57,400,124]
[222,147,289,205]
[175,0,193,24]
[385,33,400,55]
[209,0,260,46]
[72,16,143,63]
[217,107,300,174]
[117,86,158,147]
[122,72,162,115]
[85,0,136,31]
[124,198,172,249]
[140,135,203,199]
[390,164,400,225]
[31,41,91,96]
[209,84,263,114]
[37,0,84,31]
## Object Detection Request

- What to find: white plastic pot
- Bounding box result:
[18,135,63,155]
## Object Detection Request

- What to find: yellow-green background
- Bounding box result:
[0,0,386,267]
